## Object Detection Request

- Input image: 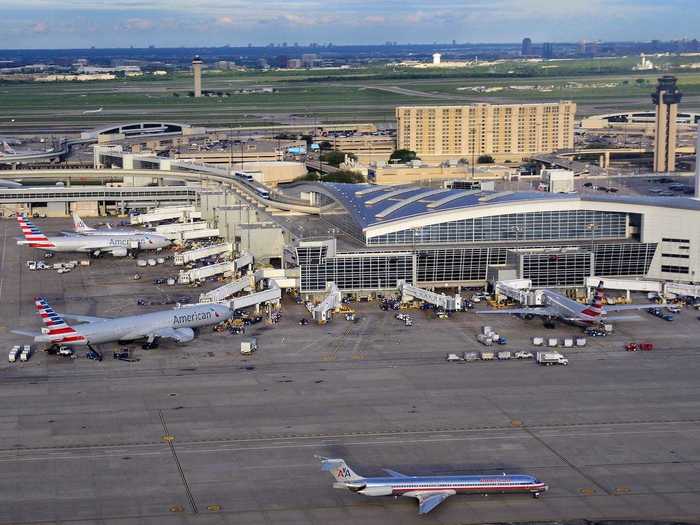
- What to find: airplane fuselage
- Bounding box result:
[21,233,169,253]
[342,474,547,497]
[36,303,232,346]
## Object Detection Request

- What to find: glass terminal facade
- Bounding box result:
[298,242,657,292]
[366,210,628,246]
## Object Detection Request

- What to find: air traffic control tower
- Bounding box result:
[652,75,682,173]
[192,55,203,98]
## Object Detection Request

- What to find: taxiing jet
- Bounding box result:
[71,212,148,236]
[478,281,661,324]
[318,456,547,515]
[12,297,232,349]
[82,107,103,114]
[16,215,170,256]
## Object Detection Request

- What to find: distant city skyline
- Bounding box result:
[0,0,698,49]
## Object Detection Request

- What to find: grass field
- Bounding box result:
[3,57,700,133]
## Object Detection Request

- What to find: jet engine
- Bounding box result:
[110,247,128,257]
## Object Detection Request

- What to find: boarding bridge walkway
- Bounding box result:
[199,273,256,303]
[399,281,462,311]
[156,221,210,236]
[312,283,342,324]
[178,261,236,284]
[174,243,233,266]
[224,280,282,311]
[131,206,201,225]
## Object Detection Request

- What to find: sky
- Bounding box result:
[0,0,697,49]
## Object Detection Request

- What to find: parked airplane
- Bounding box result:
[317,456,547,515]
[72,212,147,236]
[478,282,661,324]
[12,297,232,349]
[16,215,170,256]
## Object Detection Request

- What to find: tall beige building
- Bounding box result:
[395,102,576,162]
[192,56,203,98]
[652,76,682,173]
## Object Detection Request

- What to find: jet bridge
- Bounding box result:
[225,280,282,311]
[174,243,233,266]
[312,282,342,324]
[494,279,541,306]
[178,228,220,242]
[177,261,236,284]
[199,272,257,303]
[398,281,462,311]
[130,206,201,225]
[156,221,210,237]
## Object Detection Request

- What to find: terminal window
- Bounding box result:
[661,265,689,274]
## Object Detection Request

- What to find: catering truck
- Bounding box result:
[536,351,569,366]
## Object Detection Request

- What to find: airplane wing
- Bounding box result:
[57,313,110,323]
[383,469,409,478]
[153,327,195,343]
[604,304,663,312]
[405,490,455,514]
[601,315,642,321]
[11,329,42,337]
[477,307,560,317]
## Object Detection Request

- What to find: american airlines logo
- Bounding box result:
[173,311,212,325]
[337,467,352,479]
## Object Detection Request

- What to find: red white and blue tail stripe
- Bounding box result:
[17,215,54,248]
[581,281,605,318]
[34,297,86,343]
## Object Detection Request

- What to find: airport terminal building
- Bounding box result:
[292,183,700,293]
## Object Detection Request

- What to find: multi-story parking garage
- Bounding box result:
[291,183,700,292]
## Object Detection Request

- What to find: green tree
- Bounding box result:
[324,170,366,183]
[478,154,495,164]
[390,149,419,163]
[320,150,356,167]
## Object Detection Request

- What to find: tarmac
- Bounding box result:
[1,218,700,525]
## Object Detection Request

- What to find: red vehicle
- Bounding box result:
[626,342,653,352]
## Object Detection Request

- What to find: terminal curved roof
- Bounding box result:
[310,182,700,231]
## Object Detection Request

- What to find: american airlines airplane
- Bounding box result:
[318,456,547,514]
[12,297,232,349]
[479,281,661,324]
[16,215,170,256]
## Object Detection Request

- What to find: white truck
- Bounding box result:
[446,353,464,362]
[241,337,258,355]
[536,351,569,366]
[20,345,32,362]
[8,345,20,363]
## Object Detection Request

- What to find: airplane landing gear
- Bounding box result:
[532,492,541,499]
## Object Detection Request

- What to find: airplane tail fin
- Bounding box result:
[2,141,16,155]
[316,456,364,482]
[34,297,86,344]
[72,212,95,233]
[17,215,54,248]
[581,281,605,318]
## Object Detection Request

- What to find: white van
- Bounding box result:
[8,345,20,363]
[20,345,31,362]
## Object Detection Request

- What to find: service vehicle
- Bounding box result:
[20,345,32,362]
[514,351,534,359]
[446,353,464,362]
[8,345,20,362]
[463,352,479,362]
[536,351,568,366]
[241,337,257,355]
[480,351,495,360]
[497,351,512,360]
